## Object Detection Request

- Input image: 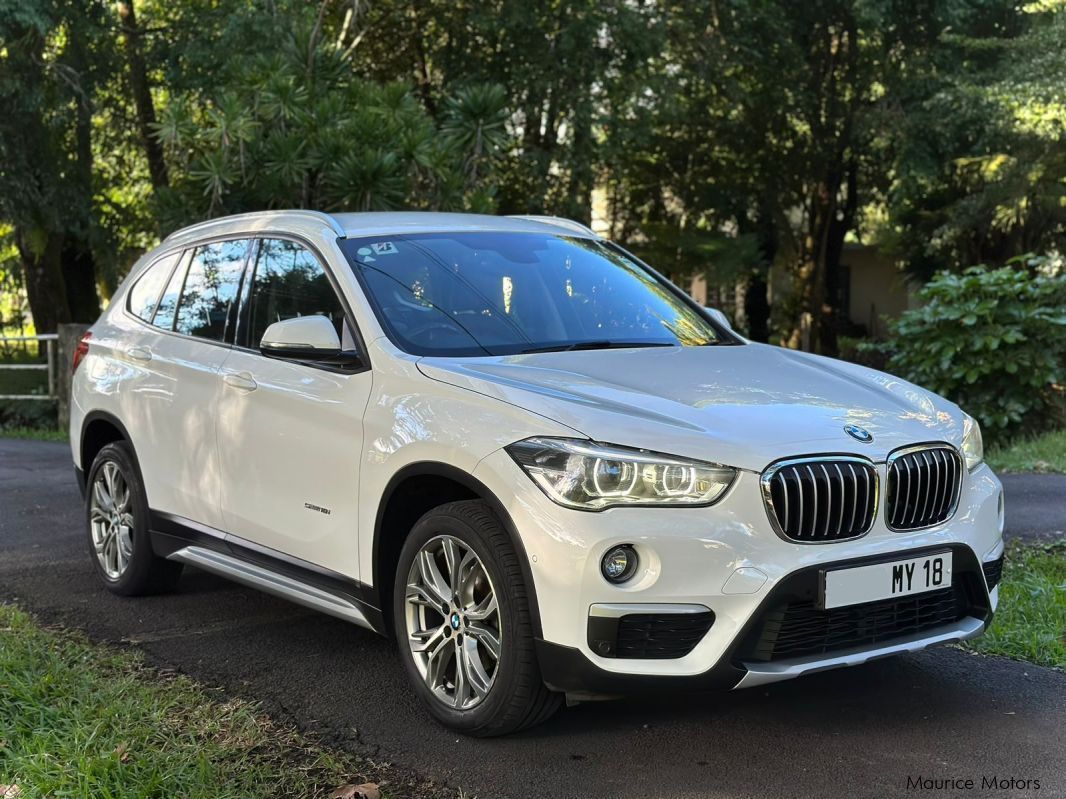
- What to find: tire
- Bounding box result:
[393,499,562,736]
[85,441,183,596]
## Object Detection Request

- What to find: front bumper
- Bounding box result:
[473,451,1004,694]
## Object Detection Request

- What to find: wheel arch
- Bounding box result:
[371,461,544,639]
[80,410,139,480]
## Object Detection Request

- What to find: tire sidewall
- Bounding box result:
[393,506,525,733]
[85,441,154,595]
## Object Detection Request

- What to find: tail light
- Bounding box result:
[72,331,92,374]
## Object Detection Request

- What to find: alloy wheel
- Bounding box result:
[404,535,502,710]
[89,461,135,580]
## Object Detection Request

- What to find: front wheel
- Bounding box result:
[394,500,561,736]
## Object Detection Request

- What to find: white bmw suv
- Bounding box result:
[71,210,1005,736]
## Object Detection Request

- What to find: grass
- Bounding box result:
[986,429,1066,474]
[0,349,49,397]
[0,426,66,442]
[0,604,447,799]
[964,540,1066,670]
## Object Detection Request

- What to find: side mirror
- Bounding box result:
[260,316,342,360]
[704,306,734,331]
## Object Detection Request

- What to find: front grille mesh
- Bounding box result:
[765,459,877,542]
[886,446,962,530]
[615,612,715,659]
[740,586,965,662]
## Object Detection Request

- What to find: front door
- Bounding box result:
[215,237,372,580]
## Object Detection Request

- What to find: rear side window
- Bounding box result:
[246,238,347,347]
[127,252,179,323]
[174,239,250,341]
[152,253,187,331]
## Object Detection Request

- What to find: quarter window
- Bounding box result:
[127,252,179,323]
[174,239,250,341]
[151,252,188,331]
[247,239,347,348]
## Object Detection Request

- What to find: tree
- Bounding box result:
[877,0,1066,280]
[150,2,510,225]
[0,0,111,330]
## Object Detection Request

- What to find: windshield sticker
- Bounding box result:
[371,241,398,255]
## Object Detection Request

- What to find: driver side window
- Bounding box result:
[246,239,349,348]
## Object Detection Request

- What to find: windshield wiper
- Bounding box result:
[519,340,676,354]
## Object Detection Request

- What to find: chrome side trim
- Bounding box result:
[168,545,372,629]
[760,455,879,545]
[589,602,711,619]
[734,616,986,689]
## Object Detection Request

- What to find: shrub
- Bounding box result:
[0,399,58,432]
[879,263,1066,437]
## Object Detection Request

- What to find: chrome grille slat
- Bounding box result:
[908,455,922,527]
[886,445,962,531]
[833,464,845,537]
[920,451,935,522]
[805,464,817,539]
[763,457,877,543]
[778,472,790,532]
[930,450,942,520]
[847,464,858,532]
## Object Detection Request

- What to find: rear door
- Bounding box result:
[215,237,372,578]
[120,238,251,529]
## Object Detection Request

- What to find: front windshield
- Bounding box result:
[341,231,726,357]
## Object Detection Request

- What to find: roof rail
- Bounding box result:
[507,215,600,238]
[163,210,345,243]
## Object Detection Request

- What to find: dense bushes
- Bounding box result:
[877,263,1066,437]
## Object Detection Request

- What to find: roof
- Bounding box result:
[162,210,598,249]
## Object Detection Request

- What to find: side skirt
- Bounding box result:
[149,510,386,634]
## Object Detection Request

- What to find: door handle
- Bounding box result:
[223,371,258,391]
[127,346,152,363]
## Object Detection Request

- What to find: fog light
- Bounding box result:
[601,545,638,583]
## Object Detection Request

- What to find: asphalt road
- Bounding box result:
[2,437,1064,799]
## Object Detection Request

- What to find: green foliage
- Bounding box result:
[2,0,1065,349]
[986,428,1066,474]
[152,11,510,227]
[0,603,406,798]
[0,401,58,432]
[0,425,67,441]
[880,262,1066,434]
[877,3,1066,280]
[964,540,1066,670]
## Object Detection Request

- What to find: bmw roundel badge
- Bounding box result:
[844,424,873,443]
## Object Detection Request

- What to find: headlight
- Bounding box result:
[962,415,984,471]
[506,438,737,510]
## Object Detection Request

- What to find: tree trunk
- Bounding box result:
[743,202,776,343]
[61,242,101,323]
[65,30,102,320]
[118,0,169,190]
[18,234,72,334]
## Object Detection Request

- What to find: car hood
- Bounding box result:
[416,343,965,472]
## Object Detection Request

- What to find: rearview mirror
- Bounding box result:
[704,306,734,331]
[260,316,342,360]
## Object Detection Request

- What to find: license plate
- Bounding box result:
[822,552,952,610]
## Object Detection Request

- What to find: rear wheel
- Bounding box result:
[394,500,562,736]
[86,441,182,596]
